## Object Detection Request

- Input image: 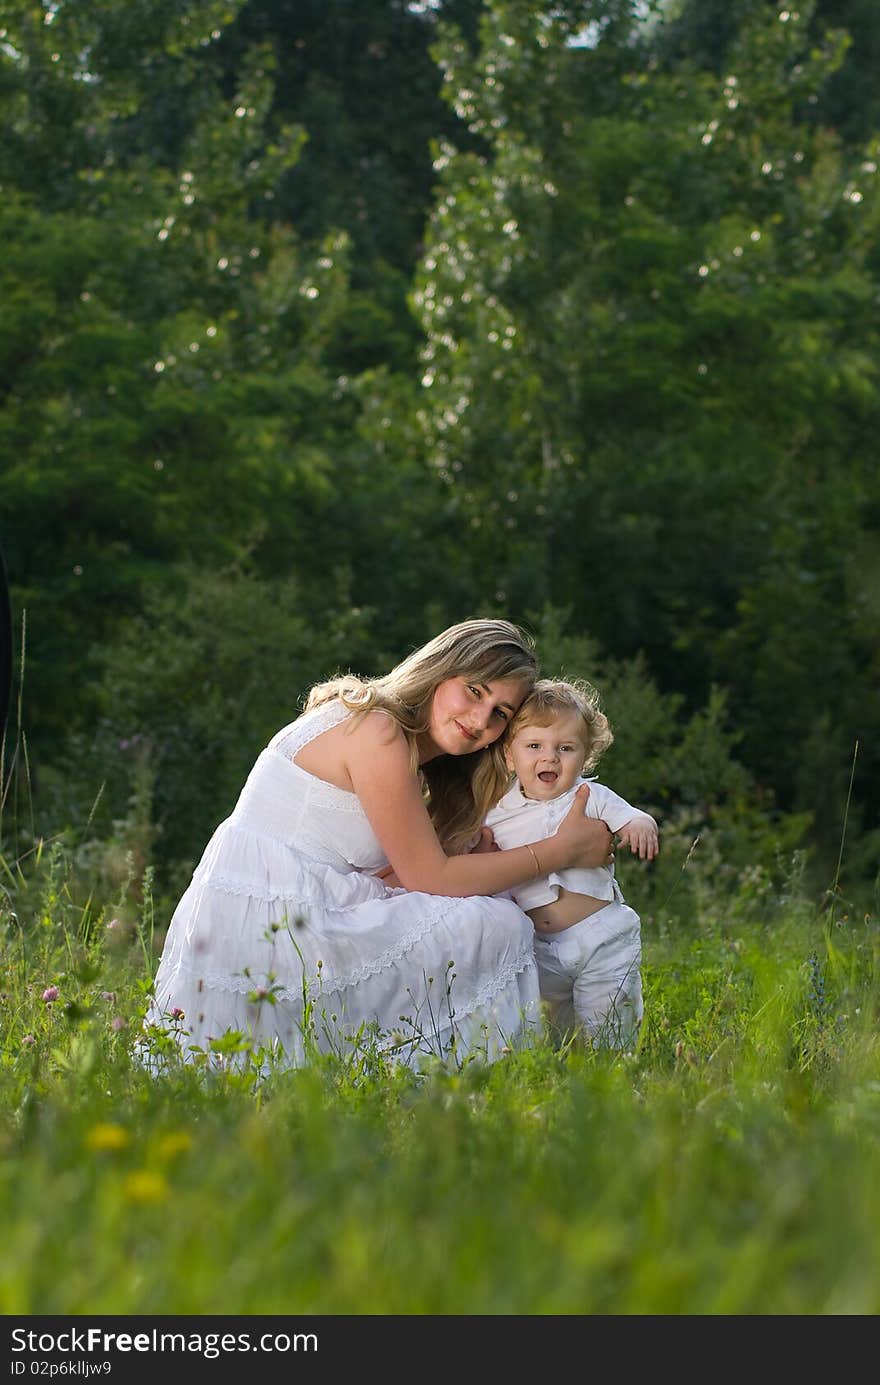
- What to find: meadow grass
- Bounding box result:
[1,833,879,1316]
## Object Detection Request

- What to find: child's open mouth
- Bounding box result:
[538,772,558,784]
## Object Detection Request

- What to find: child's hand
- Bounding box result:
[470,826,500,855]
[446,827,499,857]
[615,816,659,861]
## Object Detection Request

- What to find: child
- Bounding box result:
[484,678,658,1049]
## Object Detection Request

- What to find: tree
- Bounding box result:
[186,0,491,375]
[412,0,880,866]
[657,0,880,146]
[0,1,363,749]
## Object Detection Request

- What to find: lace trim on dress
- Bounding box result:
[319,897,467,990]
[323,916,537,1000]
[469,949,535,1011]
[194,873,534,993]
[270,697,348,748]
[171,961,304,1003]
[167,936,536,1021]
[188,885,475,990]
[268,701,366,812]
[198,872,316,908]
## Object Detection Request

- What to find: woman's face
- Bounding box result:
[420,676,529,761]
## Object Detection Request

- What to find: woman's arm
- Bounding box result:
[346,712,611,898]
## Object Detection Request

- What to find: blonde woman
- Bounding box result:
[144,620,613,1070]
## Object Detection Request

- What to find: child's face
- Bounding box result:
[504,710,587,801]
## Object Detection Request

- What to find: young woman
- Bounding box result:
[143,619,613,1070]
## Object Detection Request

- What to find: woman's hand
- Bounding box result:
[553,784,614,869]
[373,863,404,889]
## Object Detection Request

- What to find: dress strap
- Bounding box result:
[267,698,353,761]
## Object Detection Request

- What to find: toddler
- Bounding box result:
[484,678,659,1048]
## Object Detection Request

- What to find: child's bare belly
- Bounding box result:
[527,888,609,935]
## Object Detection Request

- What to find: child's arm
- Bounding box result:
[585,782,659,860]
[615,814,659,860]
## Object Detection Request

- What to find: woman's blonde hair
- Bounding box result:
[306,619,538,851]
[507,677,614,774]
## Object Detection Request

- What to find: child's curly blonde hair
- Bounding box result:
[507,677,614,774]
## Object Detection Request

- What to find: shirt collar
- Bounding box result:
[497,779,537,811]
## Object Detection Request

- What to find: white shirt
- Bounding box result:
[484,778,654,911]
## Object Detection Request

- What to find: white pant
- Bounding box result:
[532,899,642,1049]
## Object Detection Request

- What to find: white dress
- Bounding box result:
[144,700,541,1070]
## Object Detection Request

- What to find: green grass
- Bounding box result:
[1,835,879,1315]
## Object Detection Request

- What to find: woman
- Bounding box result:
[143,619,613,1071]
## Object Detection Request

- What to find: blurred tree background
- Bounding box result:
[1,0,877,906]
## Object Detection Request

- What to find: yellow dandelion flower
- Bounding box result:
[85,1123,131,1152]
[122,1170,169,1204]
[155,1131,193,1160]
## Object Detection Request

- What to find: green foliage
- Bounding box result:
[212,1,470,274]
[528,604,813,924]
[0,0,362,752]
[1,0,877,894]
[53,565,381,882]
[661,0,880,147]
[414,0,880,872]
